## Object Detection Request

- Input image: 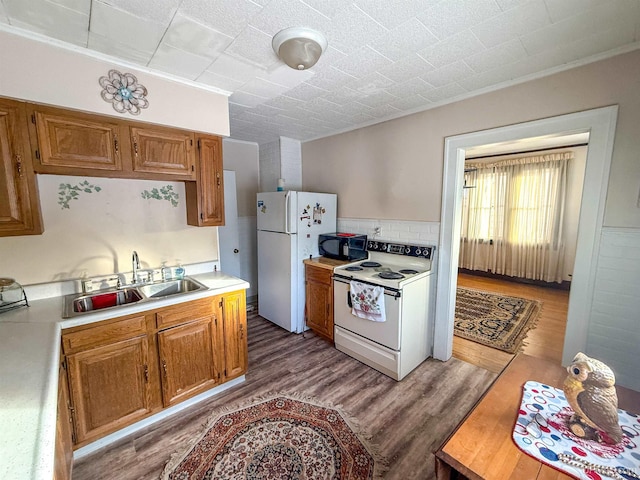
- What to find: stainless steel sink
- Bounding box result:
[64,288,144,317]
[62,277,208,318]
[137,278,207,299]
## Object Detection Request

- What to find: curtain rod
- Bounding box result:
[465,142,588,160]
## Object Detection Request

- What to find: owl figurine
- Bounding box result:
[563,352,623,444]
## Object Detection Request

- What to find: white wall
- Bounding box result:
[222,139,260,301]
[0,30,229,135]
[1,175,217,285]
[301,50,640,229]
[588,228,640,390]
[258,136,302,193]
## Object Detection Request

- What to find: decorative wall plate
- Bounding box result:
[99,69,149,115]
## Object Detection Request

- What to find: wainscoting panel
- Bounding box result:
[587,227,640,391]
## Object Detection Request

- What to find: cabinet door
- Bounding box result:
[0,99,43,236]
[130,126,196,179]
[157,317,219,406]
[54,358,73,480]
[221,291,247,380]
[185,135,225,226]
[66,335,153,445]
[31,108,124,173]
[305,265,334,341]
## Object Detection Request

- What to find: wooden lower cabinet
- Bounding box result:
[66,335,155,446]
[54,356,73,480]
[60,291,248,449]
[220,290,247,380]
[158,316,219,406]
[304,263,334,342]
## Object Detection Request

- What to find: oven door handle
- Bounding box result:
[347,290,352,308]
[333,275,401,299]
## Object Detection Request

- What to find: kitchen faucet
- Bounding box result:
[132,250,140,284]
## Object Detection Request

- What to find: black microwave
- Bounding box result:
[318,233,368,261]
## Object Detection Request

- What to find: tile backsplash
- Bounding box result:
[337,218,440,246]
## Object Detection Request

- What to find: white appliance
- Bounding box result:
[332,241,436,380]
[257,191,337,333]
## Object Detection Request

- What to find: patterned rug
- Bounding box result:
[454,287,541,354]
[161,393,385,479]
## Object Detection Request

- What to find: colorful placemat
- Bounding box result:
[513,381,640,480]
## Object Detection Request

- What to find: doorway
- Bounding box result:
[433,106,618,367]
[452,135,587,372]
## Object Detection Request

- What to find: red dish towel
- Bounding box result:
[91,292,118,310]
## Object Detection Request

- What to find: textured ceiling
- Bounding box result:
[1,0,639,145]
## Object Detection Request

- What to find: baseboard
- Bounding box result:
[458,268,571,290]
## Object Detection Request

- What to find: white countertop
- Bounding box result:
[0,271,249,480]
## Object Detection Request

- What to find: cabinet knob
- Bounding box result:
[162,360,168,378]
[143,364,149,383]
[233,249,239,254]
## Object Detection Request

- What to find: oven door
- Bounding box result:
[333,276,401,350]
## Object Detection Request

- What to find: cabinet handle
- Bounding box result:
[15,155,23,177]
[162,360,168,378]
[239,324,244,340]
[143,364,149,383]
[133,139,139,155]
[216,172,221,186]
[114,137,119,153]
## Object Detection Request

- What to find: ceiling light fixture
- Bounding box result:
[272,27,327,71]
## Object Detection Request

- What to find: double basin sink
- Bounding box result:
[62,277,208,318]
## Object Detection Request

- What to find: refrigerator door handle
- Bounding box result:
[284,191,292,234]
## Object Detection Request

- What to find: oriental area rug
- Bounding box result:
[454,287,541,354]
[161,393,385,480]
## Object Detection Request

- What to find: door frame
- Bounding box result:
[433,106,618,365]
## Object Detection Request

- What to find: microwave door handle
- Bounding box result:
[284,191,292,234]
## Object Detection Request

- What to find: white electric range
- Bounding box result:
[332,240,436,381]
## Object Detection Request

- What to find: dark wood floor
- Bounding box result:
[72,314,497,480]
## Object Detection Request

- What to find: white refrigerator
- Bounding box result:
[257,191,337,333]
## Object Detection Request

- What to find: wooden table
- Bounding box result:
[435,353,640,480]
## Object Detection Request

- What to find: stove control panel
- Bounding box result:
[367,241,434,259]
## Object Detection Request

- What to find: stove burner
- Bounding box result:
[377,271,404,280]
[360,261,381,268]
[345,266,363,271]
[399,269,419,275]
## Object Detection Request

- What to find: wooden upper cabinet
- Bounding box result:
[29,107,124,174]
[130,126,196,180]
[0,98,43,236]
[186,135,225,226]
[26,104,197,181]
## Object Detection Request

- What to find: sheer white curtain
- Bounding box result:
[459,152,573,283]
